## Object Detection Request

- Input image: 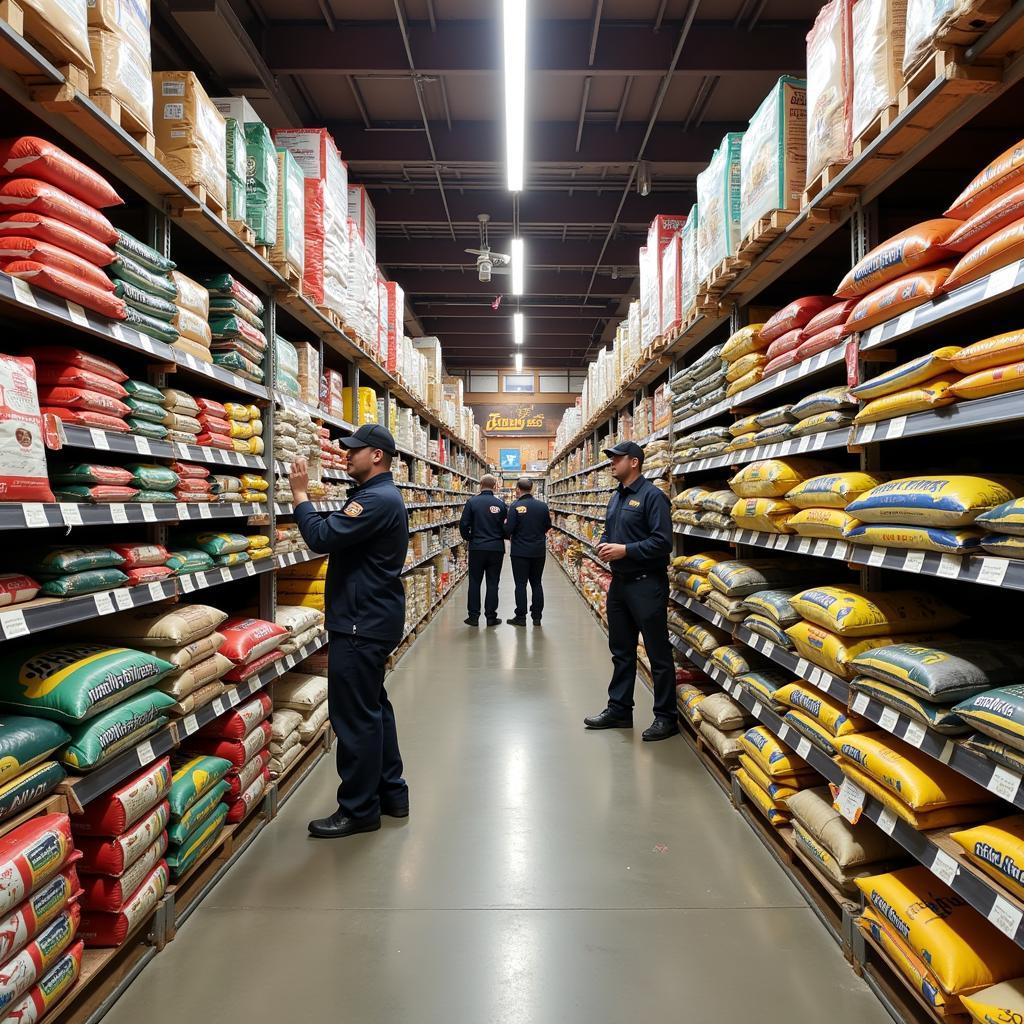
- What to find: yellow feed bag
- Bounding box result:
[681,574,711,600]
[725,432,757,451]
[277,579,326,594]
[856,866,1024,995]
[950,816,1024,900]
[789,508,859,539]
[730,458,835,498]
[785,621,939,680]
[962,980,1024,1024]
[721,324,767,362]
[710,645,758,677]
[977,497,1024,536]
[784,709,842,756]
[838,731,992,810]
[685,624,728,655]
[730,414,761,437]
[954,685,1024,752]
[736,670,791,704]
[843,522,985,555]
[952,362,1024,401]
[775,682,866,737]
[789,586,965,638]
[847,475,1024,527]
[735,768,789,826]
[785,471,891,509]
[738,754,799,804]
[726,368,763,396]
[739,725,814,783]
[678,551,729,575]
[853,378,959,423]
[280,560,328,580]
[730,497,796,534]
[726,352,767,382]
[851,347,962,400]
[951,329,1024,374]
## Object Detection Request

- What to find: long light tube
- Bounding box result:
[514,352,524,372]
[511,237,524,295]
[513,312,524,345]
[503,0,526,192]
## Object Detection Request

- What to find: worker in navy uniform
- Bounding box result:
[584,440,678,741]
[460,473,507,627]
[504,476,552,626]
[288,423,411,838]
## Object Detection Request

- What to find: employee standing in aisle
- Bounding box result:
[584,440,678,741]
[460,473,507,626]
[504,477,552,626]
[288,423,411,838]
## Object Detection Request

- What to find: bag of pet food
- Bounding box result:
[167,781,229,844]
[0,904,80,1013]
[90,605,227,647]
[0,866,79,966]
[79,861,168,947]
[166,805,227,879]
[0,815,77,918]
[837,220,960,297]
[226,769,267,824]
[62,690,175,770]
[198,693,271,741]
[76,800,168,876]
[218,617,287,664]
[72,757,171,837]
[78,834,165,913]
[0,212,115,266]
[843,267,953,335]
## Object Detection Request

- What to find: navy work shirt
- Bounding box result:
[599,474,672,576]
[459,490,507,552]
[504,493,552,558]
[293,471,409,649]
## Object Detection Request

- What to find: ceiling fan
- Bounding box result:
[465,213,510,283]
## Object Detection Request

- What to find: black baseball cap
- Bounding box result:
[603,440,645,463]
[340,423,398,456]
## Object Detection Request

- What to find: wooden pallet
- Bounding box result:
[273,259,303,290]
[228,217,255,247]
[182,181,227,221]
[852,103,899,160]
[0,0,89,105]
[898,45,1002,133]
[737,208,799,261]
[89,92,156,155]
[802,161,858,209]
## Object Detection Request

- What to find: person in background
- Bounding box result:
[584,440,677,741]
[504,477,552,626]
[289,424,411,838]
[460,473,507,627]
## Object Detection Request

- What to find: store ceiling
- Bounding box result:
[157,0,819,368]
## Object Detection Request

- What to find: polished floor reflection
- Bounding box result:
[103,568,890,1023]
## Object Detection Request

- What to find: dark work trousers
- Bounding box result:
[467,549,504,621]
[511,554,546,621]
[605,571,676,721]
[328,632,407,820]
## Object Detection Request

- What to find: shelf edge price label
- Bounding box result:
[136,437,152,456]
[113,589,133,610]
[859,422,876,444]
[762,640,775,658]
[876,808,898,836]
[137,739,157,766]
[220,568,234,584]
[141,504,158,523]
[179,574,195,593]
[988,765,1022,803]
[89,427,110,450]
[182,714,198,736]
[879,706,900,732]
[0,610,29,639]
[59,503,83,527]
[833,777,866,825]
[148,582,166,603]
[795,659,811,678]
[110,503,129,524]
[852,692,870,716]
[984,260,1020,299]
[752,701,763,719]
[93,591,115,616]
[989,894,1023,939]
[978,557,1009,588]
[903,720,927,748]
[903,550,925,573]
[796,738,812,761]
[212,698,226,717]
[931,849,959,887]
[937,553,962,579]
[868,546,886,567]
[23,503,48,528]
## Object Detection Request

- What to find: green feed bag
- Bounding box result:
[245,121,277,248]
[213,552,249,567]
[166,802,228,879]
[123,399,166,424]
[121,305,178,344]
[0,717,69,785]
[168,779,230,843]
[135,490,177,503]
[225,118,246,187]
[114,230,176,275]
[0,645,173,723]
[126,418,168,440]
[169,754,232,817]
[62,689,175,770]
[212,351,263,383]
[31,548,123,575]
[208,298,263,330]
[124,464,179,490]
[111,282,176,322]
[0,761,64,823]
[107,252,177,301]
[186,533,249,557]
[165,550,214,575]
[122,381,166,404]
[39,570,127,597]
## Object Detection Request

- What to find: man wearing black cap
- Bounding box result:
[289,423,411,838]
[459,473,507,627]
[584,440,677,741]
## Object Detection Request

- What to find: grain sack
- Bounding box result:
[80,861,168,947]
[0,866,79,965]
[62,690,174,770]
[726,368,763,396]
[0,645,173,723]
[848,475,1024,526]
[0,904,79,1014]
[856,867,1024,994]
[698,693,750,731]
[839,220,959,299]
[108,542,169,568]
[678,553,729,579]
[789,587,964,637]
[952,329,1024,374]
[953,361,1024,400]
[845,523,984,553]
[854,378,959,422]
[843,266,953,334]
[806,0,852,184]
[222,649,284,685]
[721,325,768,363]
[0,761,63,825]
[753,422,796,446]
[785,709,842,755]
[777,682,866,736]
[137,633,224,672]
[739,754,799,804]
[3,941,83,1021]
[225,751,270,802]
[856,679,966,736]
[708,560,806,597]
[696,134,744,282]
[851,347,961,399]
[0,815,75,917]
[789,508,860,539]
[740,77,807,238]
[731,497,796,533]
[788,786,901,866]
[712,646,769,677]
[950,816,1024,900]
[790,409,855,434]
[983,532,1024,557]
[271,146,304,274]
[948,183,1024,253]
[685,624,729,655]
[166,803,227,879]
[744,614,794,648]
[725,351,767,383]
[197,693,271,740]
[79,833,166,914]
[39,567,127,597]
[948,139,1024,222]
[297,702,329,742]
[962,980,1024,1024]
[76,799,168,876]
[730,459,835,497]
[735,768,789,826]
[169,755,231,817]
[90,605,226,647]
[0,357,56,504]
[0,575,41,608]
[739,725,814,784]
[792,821,886,894]
[157,654,232,702]
[72,757,171,837]
[740,588,802,626]
[851,0,907,141]
[954,685,1024,752]
[269,730,300,758]
[227,768,268,823]
[270,709,301,742]
[187,721,271,769]
[36,366,125,401]
[168,781,229,844]
[703,590,747,622]
[218,617,287,664]
[0,719,69,788]
[946,217,1024,291]
[843,760,981,828]
[274,672,328,712]
[787,620,917,679]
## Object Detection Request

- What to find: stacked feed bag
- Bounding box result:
[762,299,854,377]
[151,72,226,209]
[737,725,819,826]
[165,754,231,880]
[270,146,303,277]
[73,758,171,947]
[348,183,376,262]
[272,671,329,777]
[740,76,807,239]
[34,344,129,437]
[272,129,347,315]
[0,719,68,825]
[276,557,327,613]
[0,137,125,320]
[159,385,202,447]
[294,342,320,408]
[215,616,288,687]
[696,133,744,285]
[223,118,246,221]
[785,469,891,542]
[204,274,266,383]
[275,605,326,656]
[88,0,153,134]
[728,457,837,535]
[720,323,769,397]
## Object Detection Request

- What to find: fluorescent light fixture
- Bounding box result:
[511,237,524,294]
[503,0,526,192]
[513,312,524,345]
[514,352,524,372]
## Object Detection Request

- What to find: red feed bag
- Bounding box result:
[225,750,271,802]
[218,618,288,663]
[108,543,170,569]
[71,758,171,836]
[226,769,269,824]
[57,484,137,503]
[170,462,210,478]
[194,399,227,418]
[0,815,77,918]
[35,366,126,400]
[5,940,83,1018]
[0,138,123,208]
[0,355,56,503]
[763,348,802,378]
[187,721,272,768]
[222,649,285,684]
[124,566,174,585]
[195,432,233,450]
[33,347,127,382]
[0,866,80,966]
[41,407,128,432]
[2,261,126,320]
[799,299,857,339]
[0,237,113,292]
[0,213,115,266]
[764,329,803,362]
[0,180,118,243]
[198,414,231,436]
[759,296,834,342]
[79,861,168,948]
[946,183,1024,253]
[36,387,130,418]
[79,834,167,913]
[197,693,272,740]
[794,324,847,361]
[76,801,169,876]
[174,489,213,503]
[842,266,954,335]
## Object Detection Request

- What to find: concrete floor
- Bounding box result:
[104,568,891,1024]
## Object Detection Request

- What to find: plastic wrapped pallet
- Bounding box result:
[903,0,957,76]
[660,228,683,338]
[294,342,319,408]
[806,0,853,185]
[265,145,303,277]
[240,120,277,248]
[151,72,227,208]
[18,0,93,70]
[646,215,687,342]
[274,335,300,397]
[696,133,744,286]
[272,128,348,317]
[348,184,376,262]
[384,281,404,374]
[852,0,907,141]
[86,0,152,132]
[740,76,807,240]
[680,206,698,318]
[223,117,246,221]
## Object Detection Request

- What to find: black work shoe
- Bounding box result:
[464,617,479,626]
[532,619,542,625]
[507,617,527,626]
[308,810,381,839]
[381,797,409,818]
[643,718,679,742]
[486,618,501,627]
[584,708,633,729]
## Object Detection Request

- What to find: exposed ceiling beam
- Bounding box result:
[437,333,598,347]
[415,318,607,336]
[418,303,618,317]
[392,269,634,297]
[262,19,809,76]
[376,236,641,265]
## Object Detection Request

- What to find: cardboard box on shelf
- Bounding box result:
[88,26,152,132]
[413,337,443,385]
[210,95,260,126]
[295,342,320,408]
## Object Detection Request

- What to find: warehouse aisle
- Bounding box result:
[104,569,889,1024]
